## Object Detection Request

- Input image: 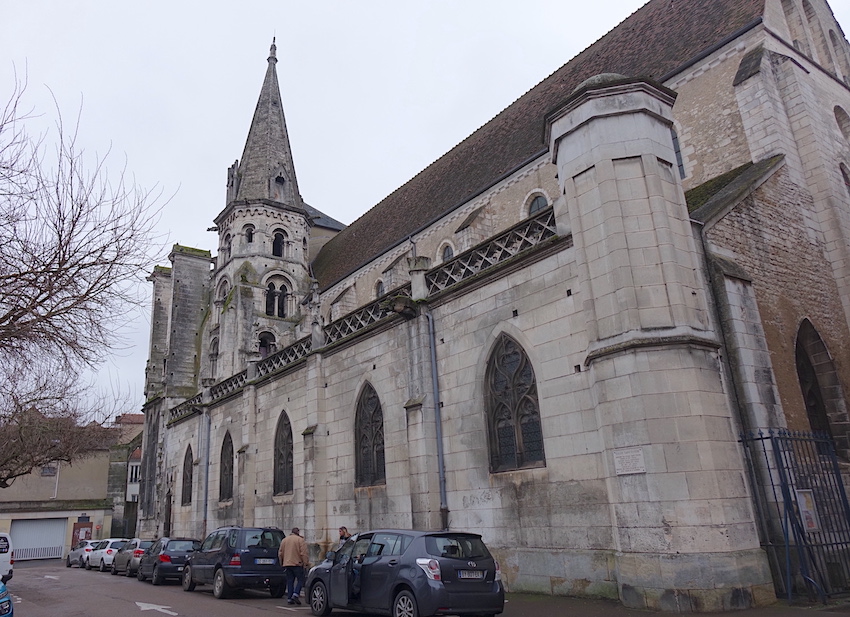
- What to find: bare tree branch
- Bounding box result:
[0,73,166,486]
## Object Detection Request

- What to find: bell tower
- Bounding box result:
[207,39,311,379]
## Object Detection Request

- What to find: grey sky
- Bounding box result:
[4,1,850,412]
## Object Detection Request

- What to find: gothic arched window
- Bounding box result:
[274,412,294,495]
[220,432,234,501]
[210,338,219,379]
[375,280,385,298]
[181,446,193,506]
[355,383,386,486]
[485,333,546,472]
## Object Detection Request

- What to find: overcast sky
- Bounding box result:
[4,1,850,414]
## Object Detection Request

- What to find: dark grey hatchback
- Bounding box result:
[305,530,503,617]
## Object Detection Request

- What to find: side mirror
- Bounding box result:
[326,551,336,561]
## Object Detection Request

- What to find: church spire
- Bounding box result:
[229,39,302,208]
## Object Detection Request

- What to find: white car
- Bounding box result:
[0,533,12,583]
[66,539,99,568]
[87,539,128,572]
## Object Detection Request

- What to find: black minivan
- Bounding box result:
[305,529,504,617]
[182,526,286,598]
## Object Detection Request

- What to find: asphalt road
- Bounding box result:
[9,559,850,616]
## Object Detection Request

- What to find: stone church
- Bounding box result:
[138,0,850,610]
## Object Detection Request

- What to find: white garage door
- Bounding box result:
[10,518,67,560]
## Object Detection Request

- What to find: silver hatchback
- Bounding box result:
[111,538,155,577]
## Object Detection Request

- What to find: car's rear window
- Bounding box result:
[425,535,491,560]
[166,540,199,552]
[109,541,126,549]
[243,528,284,549]
[140,541,154,549]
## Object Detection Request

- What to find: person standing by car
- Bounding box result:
[337,526,352,550]
[278,527,309,605]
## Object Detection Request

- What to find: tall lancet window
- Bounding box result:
[181,446,193,506]
[485,333,546,472]
[355,383,385,486]
[220,432,234,501]
[274,412,294,495]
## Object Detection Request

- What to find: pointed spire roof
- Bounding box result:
[232,39,302,208]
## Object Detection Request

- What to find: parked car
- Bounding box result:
[87,538,128,572]
[66,539,98,569]
[182,526,286,599]
[0,534,11,584]
[0,580,12,616]
[112,538,155,577]
[137,537,200,585]
[305,530,504,617]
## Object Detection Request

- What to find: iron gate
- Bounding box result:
[741,429,850,601]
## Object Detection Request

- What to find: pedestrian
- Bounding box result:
[337,526,352,550]
[278,526,310,605]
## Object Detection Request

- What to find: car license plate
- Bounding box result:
[458,570,484,579]
[255,558,275,565]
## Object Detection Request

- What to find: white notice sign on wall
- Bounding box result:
[613,446,646,475]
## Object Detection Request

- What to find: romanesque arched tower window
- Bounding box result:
[220,432,234,501]
[244,224,255,244]
[441,244,454,262]
[181,446,193,506]
[272,229,287,257]
[274,412,294,495]
[485,333,546,472]
[355,382,385,486]
[259,331,276,358]
[265,282,289,317]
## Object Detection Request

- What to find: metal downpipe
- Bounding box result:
[424,307,449,530]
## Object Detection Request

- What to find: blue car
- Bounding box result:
[0,580,12,616]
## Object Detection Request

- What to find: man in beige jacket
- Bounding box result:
[278,527,310,605]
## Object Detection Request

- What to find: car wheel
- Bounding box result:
[66,556,71,568]
[309,581,332,616]
[213,568,230,599]
[110,562,117,575]
[85,558,92,571]
[269,582,286,598]
[98,560,106,573]
[137,566,147,582]
[182,566,196,592]
[393,590,419,617]
[151,565,163,586]
[125,565,135,577]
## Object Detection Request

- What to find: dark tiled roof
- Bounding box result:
[311,0,766,291]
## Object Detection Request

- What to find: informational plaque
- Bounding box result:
[613,446,646,475]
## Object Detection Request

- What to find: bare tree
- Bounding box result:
[0,75,164,487]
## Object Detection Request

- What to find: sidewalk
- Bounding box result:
[504,592,850,616]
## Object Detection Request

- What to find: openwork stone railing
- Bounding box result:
[210,370,247,401]
[257,337,312,377]
[426,208,557,295]
[323,284,411,345]
[168,393,202,424]
[167,212,557,421]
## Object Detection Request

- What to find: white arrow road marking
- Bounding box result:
[135,602,178,615]
[44,575,59,580]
